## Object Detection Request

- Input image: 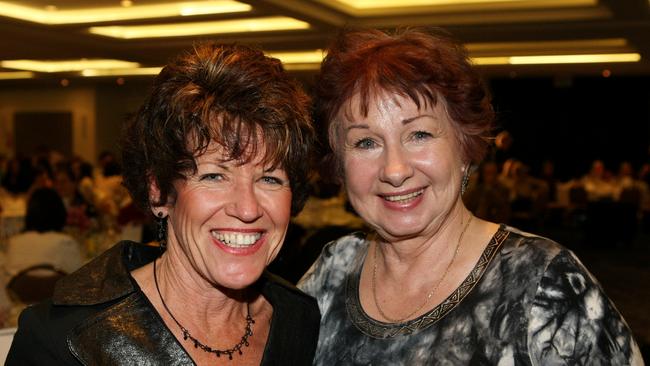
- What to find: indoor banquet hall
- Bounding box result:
[0,0,649,363]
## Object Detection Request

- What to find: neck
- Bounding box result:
[150,250,254,333]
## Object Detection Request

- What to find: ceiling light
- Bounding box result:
[81,67,162,77]
[269,50,325,64]
[337,0,593,8]
[89,16,310,39]
[466,38,629,54]
[0,1,251,24]
[82,50,325,76]
[0,71,34,80]
[322,0,595,10]
[472,53,641,65]
[0,59,140,73]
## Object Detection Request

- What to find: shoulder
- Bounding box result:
[260,273,321,365]
[298,232,367,295]
[505,227,645,364]
[6,231,37,246]
[54,241,158,306]
[263,271,319,317]
[6,300,92,364]
[309,231,367,273]
[501,225,563,255]
[497,225,568,271]
[41,231,80,247]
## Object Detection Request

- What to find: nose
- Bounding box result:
[225,183,263,222]
[379,145,413,187]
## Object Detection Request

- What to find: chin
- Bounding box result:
[218,268,266,290]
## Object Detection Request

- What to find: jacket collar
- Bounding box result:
[53,241,160,306]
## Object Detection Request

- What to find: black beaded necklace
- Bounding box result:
[153,259,255,361]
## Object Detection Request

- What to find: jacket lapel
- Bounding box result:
[68,292,193,365]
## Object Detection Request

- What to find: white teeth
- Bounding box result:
[384,190,423,202]
[212,231,261,248]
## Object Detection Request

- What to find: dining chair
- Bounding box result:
[6,264,67,304]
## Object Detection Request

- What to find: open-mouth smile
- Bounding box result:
[211,231,262,248]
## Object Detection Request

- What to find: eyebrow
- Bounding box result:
[344,114,437,132]
[402,114,437,125]
[197,160,230,169]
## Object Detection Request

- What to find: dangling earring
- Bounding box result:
[157,211,167,251]
[461,165,471,195]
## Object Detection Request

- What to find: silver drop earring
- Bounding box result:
[461,165,471,195]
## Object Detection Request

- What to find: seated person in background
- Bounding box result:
[4,187,84,276]
[463,160,511,223]
[581,159,616,201]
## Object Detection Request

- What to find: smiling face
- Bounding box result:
[161,140,292,290]
[339,92,466,242]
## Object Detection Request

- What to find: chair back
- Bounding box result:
[6,264,67,304]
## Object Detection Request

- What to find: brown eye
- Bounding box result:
[200,173,224,181]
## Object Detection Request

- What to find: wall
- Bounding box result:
[0,87,96,162]
[0,80,151,163]
[94,82,149,160]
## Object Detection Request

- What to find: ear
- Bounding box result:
[148,175,168,217]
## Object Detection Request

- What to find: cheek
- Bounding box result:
[343,155,377,189]
[262,189,293,225]
[173,188,221,223]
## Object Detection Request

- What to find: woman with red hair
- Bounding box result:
[299,27,642,365]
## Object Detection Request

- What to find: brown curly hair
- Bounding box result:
[121,42,315,216]
[314,27,495,180]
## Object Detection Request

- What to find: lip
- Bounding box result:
[211,228,266,256]
[379,187,426,210]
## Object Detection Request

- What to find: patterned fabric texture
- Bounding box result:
[298,225,644,365]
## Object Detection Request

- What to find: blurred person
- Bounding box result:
[539,159,558,202]
[53,163,92,233]
[581,159,616,201]
[6,42,319,365]
[4,187,83,276]
[298,27,642,365]
[1,157,33,194]
[463,160,510,223]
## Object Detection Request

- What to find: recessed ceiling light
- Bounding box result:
[89,16,310,39]
[0,1,251,24]
[323,0,596,10]
[472,53,641,65]
[81,67,162,77]
[0,59,140,73]
[121,0,133,7]
[0,71,34,79]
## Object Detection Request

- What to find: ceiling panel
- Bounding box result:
[0,0,648,83]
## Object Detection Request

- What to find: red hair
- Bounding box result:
[314,27,494,178]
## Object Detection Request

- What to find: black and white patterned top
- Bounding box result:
[298,225,644,365]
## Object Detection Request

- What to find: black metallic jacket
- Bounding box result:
[5,241,320,365]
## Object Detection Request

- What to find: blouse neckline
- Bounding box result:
[345,225,510,339]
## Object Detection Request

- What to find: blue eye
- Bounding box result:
[261,176,285,186]
[200,173,224,181]
[413,131,432,140]
[354,138,376,149]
